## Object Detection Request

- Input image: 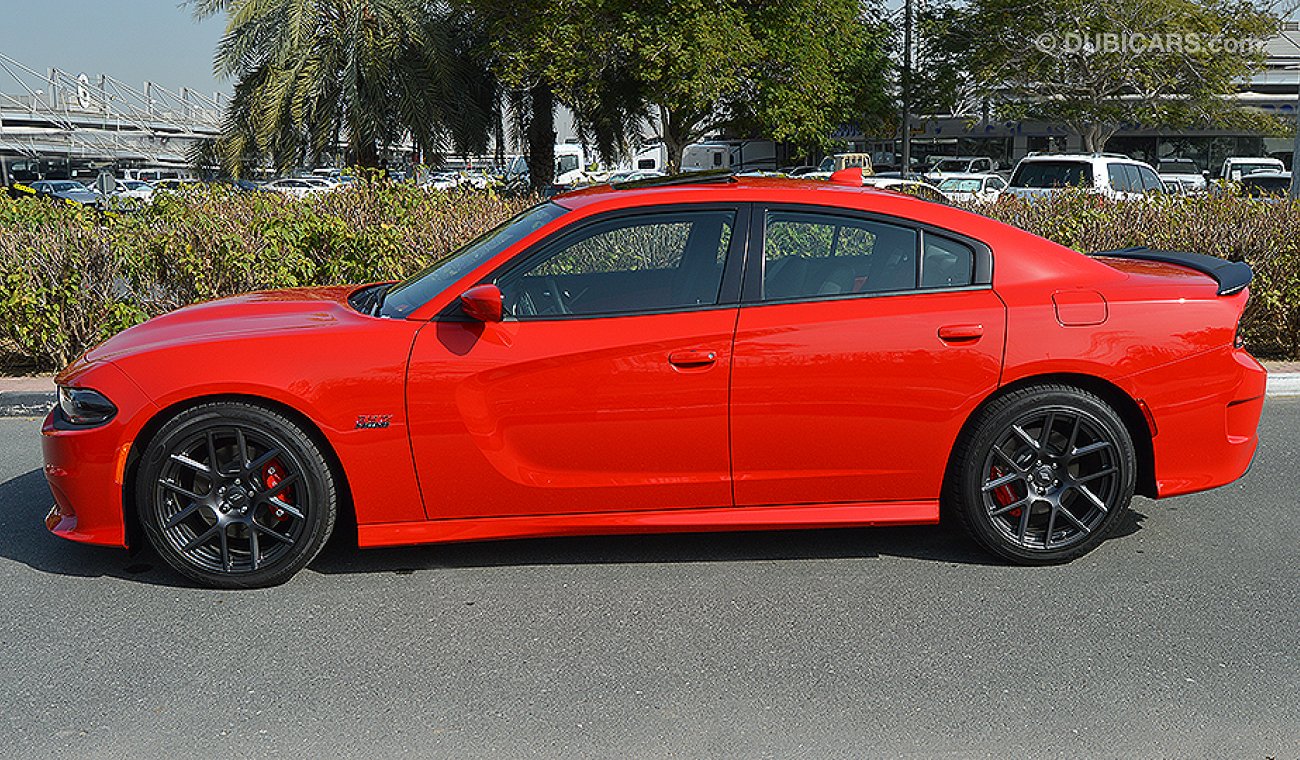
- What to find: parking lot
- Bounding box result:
[1,401,1297,759]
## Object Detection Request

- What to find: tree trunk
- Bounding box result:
[349,134,381,170]
[525,82,555,193]
[1079,123,1118,154]
[660,106,699,174]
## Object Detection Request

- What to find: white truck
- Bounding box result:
[1219,157,1285,182]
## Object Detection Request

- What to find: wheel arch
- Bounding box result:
[948,372,1157,502]
[121,393,357,551]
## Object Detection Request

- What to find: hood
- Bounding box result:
[82,285,363,366]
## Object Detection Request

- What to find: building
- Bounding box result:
[0,52,221,185]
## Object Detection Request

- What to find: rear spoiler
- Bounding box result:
[1090,246,1252,296]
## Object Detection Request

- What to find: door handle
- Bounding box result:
[668,349,719,367]
[938,324,983,343]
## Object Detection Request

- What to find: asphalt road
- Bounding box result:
[1,404,1297,760]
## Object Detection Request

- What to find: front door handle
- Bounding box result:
[938,324,983,343]
[669,349,719,367]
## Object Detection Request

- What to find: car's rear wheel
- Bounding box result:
[949,385,1136,564]
[136,402,336,588]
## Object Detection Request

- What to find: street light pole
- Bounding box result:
[1291,73,1300,198]
[901,0,913,176]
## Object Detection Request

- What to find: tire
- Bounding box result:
[947,384,1136,564]
[135,402,337,588]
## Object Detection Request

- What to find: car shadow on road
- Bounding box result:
[0,468,1148,587]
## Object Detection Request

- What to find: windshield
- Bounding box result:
[379,202,569,319]
[933,160,968,173]
[46,181,83,192]
[1011,161,1093,189]
[939,178,982,192]
[818,156,834,172]
[1158,161,1197,175]
[1228,162,1282,179]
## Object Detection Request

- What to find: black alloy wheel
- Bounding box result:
[137,402,336,588]
[949,385,1136,564]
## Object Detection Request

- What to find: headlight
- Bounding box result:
[57,386,118,426]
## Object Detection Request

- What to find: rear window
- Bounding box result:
[1011,161,1093,189]
[1158,161,1197,175]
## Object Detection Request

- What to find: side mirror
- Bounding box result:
[459,283,503,322]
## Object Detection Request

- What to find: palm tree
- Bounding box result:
[192,0,496,175]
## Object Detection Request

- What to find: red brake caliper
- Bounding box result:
[990,465,1022,518]
[263,462,293,522]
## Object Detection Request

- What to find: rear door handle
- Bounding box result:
[669,349,719,367]
[938,324,983,343]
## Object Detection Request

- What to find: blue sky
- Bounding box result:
[0,1,229,96]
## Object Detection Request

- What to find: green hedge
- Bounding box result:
[1,185,1298,371]
[0,183,534,370]
[971,192,1300,359]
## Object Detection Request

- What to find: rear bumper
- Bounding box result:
[1136,347,1266,498]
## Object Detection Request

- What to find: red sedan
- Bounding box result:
[42,171,1266,587]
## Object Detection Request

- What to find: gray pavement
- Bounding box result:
[0,403,1297,759]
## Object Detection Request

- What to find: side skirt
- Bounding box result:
[357,500,939,548]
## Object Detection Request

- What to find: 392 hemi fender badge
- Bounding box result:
[355,414,392,429]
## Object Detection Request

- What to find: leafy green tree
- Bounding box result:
[193,0,495,175]
[949,0,1281,151]
[491,0,894,173]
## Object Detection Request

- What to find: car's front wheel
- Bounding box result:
[949,385,1136,564]
[136,402,337,588]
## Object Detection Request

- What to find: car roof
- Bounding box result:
[556,175,924,210]
[935,173,1000,180]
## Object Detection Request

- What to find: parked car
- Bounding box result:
[860,176,952,204]
[807,152,874,179]
[1006,153,1166,201]
[122,168,190,184]
[1156,159,1208,194]
[1238,171,1292,200]
[299,177,338,192]
[43,172,1265,588]
[780,165,818,177]
[1219,157,1285,182]
[936,173,1008,203]
[112,179,156,202]
[262,178,325,198]
[924,156,998,182]
[29,179,102,206]
[152,178,203,192]
[607,169,667,184]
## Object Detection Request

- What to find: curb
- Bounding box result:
[0,392,55,418]
[4,373,1300,418]
[1269,373,1300,398]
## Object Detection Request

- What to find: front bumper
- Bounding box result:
[41,362,157,547]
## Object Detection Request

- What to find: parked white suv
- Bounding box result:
[1219,157,1285,182]
[1006,153,1166,200]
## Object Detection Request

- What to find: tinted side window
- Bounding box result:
[1107,164,1131,192]
[922,236,975,288]
[498,210,733,318]
[763,212,918,300]
[1137,166,1164,193]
